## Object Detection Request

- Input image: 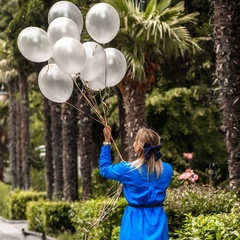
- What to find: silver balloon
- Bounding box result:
[38,63,73,103]
[99,48,127,87]
[86,3,120,44]
[53,37,86,74]
[84,79,105,91]
[17,27,52,62]
[48,1,84,34]
[47,17,80,47]
[80,41,106,81]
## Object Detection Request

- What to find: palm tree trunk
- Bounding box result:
[78,94,93,200]
[19,71,30,190]
[42,96,54,200]
[113,86,128,161]
[213,0,240,196]
[16,80,23,189]
[62,100,78,201]
[8,77,17,189]
[119,75,147,162]
[50,102,63,200]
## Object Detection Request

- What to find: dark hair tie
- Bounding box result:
[143,143,162,161]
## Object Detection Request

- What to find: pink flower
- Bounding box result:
[193,174,199,181]
[179,169,193,180]
[183,152,194,160]
[179,169,199,183]
[189,174,199,183]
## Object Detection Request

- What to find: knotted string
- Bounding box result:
[143,143,162,160]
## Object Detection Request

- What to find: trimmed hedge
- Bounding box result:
[27,197,126,238]
[43,201,74,234]
[70,197,126,239]
[173,205,240,239]
[0,182,11,218]
[7,185,239,239]
[27,200,45,233]
[27,201,74,234]
[7,190,46,220]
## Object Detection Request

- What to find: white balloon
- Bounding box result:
[84,79,105,91]
[99,48,127,87]
[86,3,120,44]
[38,63,73,103]
[53,37,86,74]
[47,17,80,47]
[17,27,52,62]
[80,42,106,81]
[48,1,84,33]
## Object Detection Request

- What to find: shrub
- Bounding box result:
[111,226,120,240]
[7,190,46,220]
[0,182,11,218]
[173,204,240,239]
[70,197,126,239]
[27,200,74,235]
[42,201,74,234]
[27,200,45,233]
[165,185,238,234]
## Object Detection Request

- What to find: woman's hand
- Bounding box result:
[103,125,112,142]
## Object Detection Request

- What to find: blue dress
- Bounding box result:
[98,145,173,240]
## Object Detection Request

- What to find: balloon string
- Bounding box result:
[73,78,106,124]
[71,77,125,162]
[69,76,125,237]
[63,102,103,125]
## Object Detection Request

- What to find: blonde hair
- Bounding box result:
[130,127,163,178]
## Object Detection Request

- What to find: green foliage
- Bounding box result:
[165,185,239,235]
[162,0,214,88]
[42,201,74,234]
[111,225,121,240]
[27,200,74,234]
[5,0,47,74]
[174,205,240,240]
[7,190,46,220]
[27,200,45,233]
[103,0,201,81]
[147,85,228,179]
[0,181,11,218]
[70,197,126,239]
[0,0,18,37]
[5,185,238,240]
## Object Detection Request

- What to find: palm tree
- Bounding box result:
[104,0,202,161]
[50,102,64,200]
[19,70,30,190]
[42,96,54,200]
[212,0,240,196]
[16,80,23,188]
[62,99,79,201]
[7,75,18,189]
[78,93,93,200]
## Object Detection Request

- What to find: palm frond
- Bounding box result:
[102,0,203,81]
[156,0,171,13]
[122,44,146,80]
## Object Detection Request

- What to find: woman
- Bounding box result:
[98,125,173,240]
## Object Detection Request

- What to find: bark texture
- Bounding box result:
[213,0,240,195]
[62,101,78,201]
[42,96,54,200]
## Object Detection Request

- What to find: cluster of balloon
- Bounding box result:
[17,1,127,103]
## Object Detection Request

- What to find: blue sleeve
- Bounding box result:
[98,145,127,183]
